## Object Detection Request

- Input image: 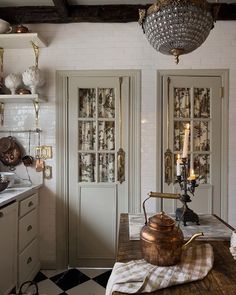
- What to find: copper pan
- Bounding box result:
[0,136,22,168]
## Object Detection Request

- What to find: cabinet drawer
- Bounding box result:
[18,238,39,285]
[19,193,38,217]
[19,209,38,252]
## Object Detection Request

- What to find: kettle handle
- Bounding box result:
[142,192,181,225]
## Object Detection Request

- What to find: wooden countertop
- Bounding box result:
[114,213,236,295]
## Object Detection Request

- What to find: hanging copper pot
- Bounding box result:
[0,136,22,168]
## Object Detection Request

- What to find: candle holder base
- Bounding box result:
[176,204,200,226]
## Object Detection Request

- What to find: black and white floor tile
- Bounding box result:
[10,268,112,295]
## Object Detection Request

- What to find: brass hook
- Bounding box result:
[0,102,4,126]
[0,48,4,90]
[0,48,4,75]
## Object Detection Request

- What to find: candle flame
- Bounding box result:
[191,169,195,175]
[186,123,190,129]
[177,154,180,159]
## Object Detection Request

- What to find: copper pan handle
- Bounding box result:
[142,192,181,225]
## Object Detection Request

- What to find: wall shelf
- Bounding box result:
[0,33,46,49]
[0,94,47,103]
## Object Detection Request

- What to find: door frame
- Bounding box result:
[157,69,229,221]
[56,70,141,268]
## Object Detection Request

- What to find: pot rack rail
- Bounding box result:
[0,129,42,133]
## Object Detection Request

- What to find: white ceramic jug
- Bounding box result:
[0,19,12,34]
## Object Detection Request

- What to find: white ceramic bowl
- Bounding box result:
[0,19,12,34]
[0,172,16,187]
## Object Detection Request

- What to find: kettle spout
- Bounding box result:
[182,232,204,250]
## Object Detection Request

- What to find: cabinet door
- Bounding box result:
[0,202,18,295]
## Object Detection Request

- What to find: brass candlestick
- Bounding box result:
[175,158,199,226]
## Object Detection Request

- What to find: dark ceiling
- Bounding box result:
[0,0,236,24]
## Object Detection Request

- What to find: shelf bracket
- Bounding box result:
[0,48,4,93]
[33,100,40,128]
[31,41,39,68]
[0,102,4,126]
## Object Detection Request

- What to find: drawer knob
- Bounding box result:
[27,257,32,264]
[27,225,32,231]
[0,212,3,218]
[28,201,34,207]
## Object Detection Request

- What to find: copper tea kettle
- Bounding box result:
[140,192,203,266]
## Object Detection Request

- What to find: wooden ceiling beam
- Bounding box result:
[0,3,236,24]
[216,3,236,20]
[52,0,69,18]
[0,6,59,24]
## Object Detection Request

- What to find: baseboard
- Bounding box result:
[40,259,57,270]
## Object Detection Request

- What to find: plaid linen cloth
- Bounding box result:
[106,243,214,295]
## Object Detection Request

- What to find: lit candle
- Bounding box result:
[176,154,181,176]
[189,169,196,180]
[182,123,190,158]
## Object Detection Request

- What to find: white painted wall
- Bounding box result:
[3,21,236,266]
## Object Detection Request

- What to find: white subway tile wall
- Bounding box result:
[3,21,236,265]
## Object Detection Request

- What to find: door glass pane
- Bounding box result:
[193,121,210,151]
[98,153,115,182]
[193,154,210,184]
[194,88,210,118]
[98,88,115,118]
[79,88,96,118]
[79,121,96,150]
[79,153,95,182]
[98,121,115,150]
[174,88,190,118]
[174,121,190,152]
[173,85,211,183]
[78,86,116,183]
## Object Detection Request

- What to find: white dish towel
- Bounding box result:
[230,230,236,259]
[106,243,214,295]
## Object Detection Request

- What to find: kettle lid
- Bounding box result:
[149,211,175,230]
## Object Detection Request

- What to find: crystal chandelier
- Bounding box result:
[139,0,215,64]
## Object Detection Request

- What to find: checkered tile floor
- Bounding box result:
[10,268,112,295]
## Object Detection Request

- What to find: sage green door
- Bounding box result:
[68,75,129,267]
[162,75,222,216]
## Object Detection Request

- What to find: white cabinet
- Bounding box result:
[17,193,40,287]
[0,202,18,295]
[0,190,40,293]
